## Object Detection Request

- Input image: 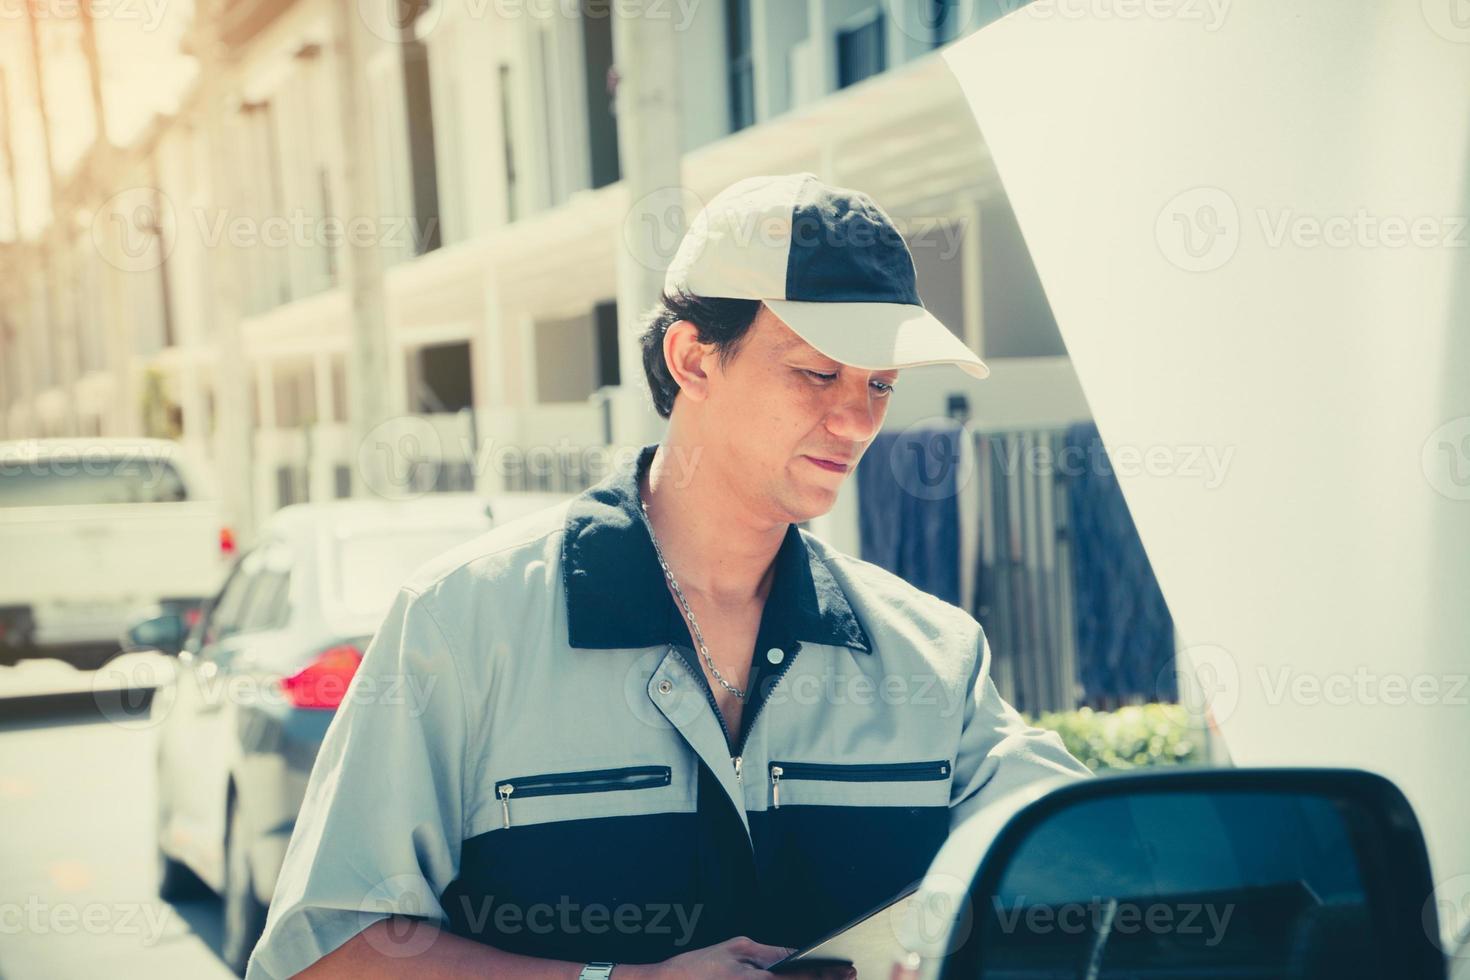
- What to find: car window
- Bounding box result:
[203,552,263,645]
[239,547,293,633]
[330,527,482,618]
[0,455,188,506]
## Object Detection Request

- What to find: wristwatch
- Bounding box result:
[577,963,615,979]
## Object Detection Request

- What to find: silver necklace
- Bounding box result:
[639,495,748,702]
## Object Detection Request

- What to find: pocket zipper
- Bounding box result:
[768,760,951,809]
[495,765,671,829]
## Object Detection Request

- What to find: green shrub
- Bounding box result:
[1026,703,1204,772]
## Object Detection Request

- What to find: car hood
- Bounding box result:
[945,0,1470,953]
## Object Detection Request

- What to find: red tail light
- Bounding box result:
[219,526,237,556]
[281,645,364,710]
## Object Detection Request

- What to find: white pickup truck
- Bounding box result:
[0,438,233,669]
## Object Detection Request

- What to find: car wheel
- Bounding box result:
[157,846,209,902]
[221,797,267,977]
[156,777,207,901]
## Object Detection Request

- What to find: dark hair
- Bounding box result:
[639,289,763,418]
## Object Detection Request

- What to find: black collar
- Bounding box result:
[561,444,872,654]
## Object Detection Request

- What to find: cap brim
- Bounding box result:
[763,300,991,380]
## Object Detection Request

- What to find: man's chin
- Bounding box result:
[780,480,843,524]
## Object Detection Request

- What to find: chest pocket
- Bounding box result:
[748,759,954,948]
[494,765,673,829]
[446,762,700,963]
[766,759,952,808]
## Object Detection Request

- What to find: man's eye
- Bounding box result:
[803,370,838,382]
[871,380,896,396]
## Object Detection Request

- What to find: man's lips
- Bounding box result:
[803,455,853,473]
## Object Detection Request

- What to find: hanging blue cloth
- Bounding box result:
[1064,422,1176,704]
[856,420,964,607]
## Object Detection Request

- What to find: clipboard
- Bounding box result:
[766,883,922,975]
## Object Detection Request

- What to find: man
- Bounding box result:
[246,174,1090,980]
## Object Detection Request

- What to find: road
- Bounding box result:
[0,660,237,980]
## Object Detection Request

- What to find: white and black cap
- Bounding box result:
[664,172,990,380]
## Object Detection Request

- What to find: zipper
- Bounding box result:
[668,643,744,784]
[494,765,671,829]
[768,759,952,809]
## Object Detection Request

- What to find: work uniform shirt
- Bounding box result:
[245,443,1091,979]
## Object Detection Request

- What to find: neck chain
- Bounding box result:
[638,495,748,702]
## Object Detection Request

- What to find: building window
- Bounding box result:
[928,0,962,47]
[837,10,886,89]
[409,342,475,414]
[594,300,620,388]
[582,0,621,189]
[727,0,756,131]
[499,63,519,222]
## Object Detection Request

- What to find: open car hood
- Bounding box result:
[944,0,1470,951]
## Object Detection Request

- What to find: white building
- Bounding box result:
[3,0,1094,550]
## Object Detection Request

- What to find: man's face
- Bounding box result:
[697,306,899,524]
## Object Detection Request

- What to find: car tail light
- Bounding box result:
[280,645,364,710]
[219,526,237,557]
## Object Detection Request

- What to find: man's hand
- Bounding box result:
[620,935,856,979]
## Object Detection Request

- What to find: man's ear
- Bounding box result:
[663,319,714,403]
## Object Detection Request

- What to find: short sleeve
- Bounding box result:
[948,627,1093,832]
[245,586,469,979]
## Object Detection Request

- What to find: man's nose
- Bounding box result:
[824,381,883,443]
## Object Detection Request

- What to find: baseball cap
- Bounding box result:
[664,173,990,380]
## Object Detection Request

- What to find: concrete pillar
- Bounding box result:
[330,0,394,497]
[610,1,681,450]
[200,74,258,541]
